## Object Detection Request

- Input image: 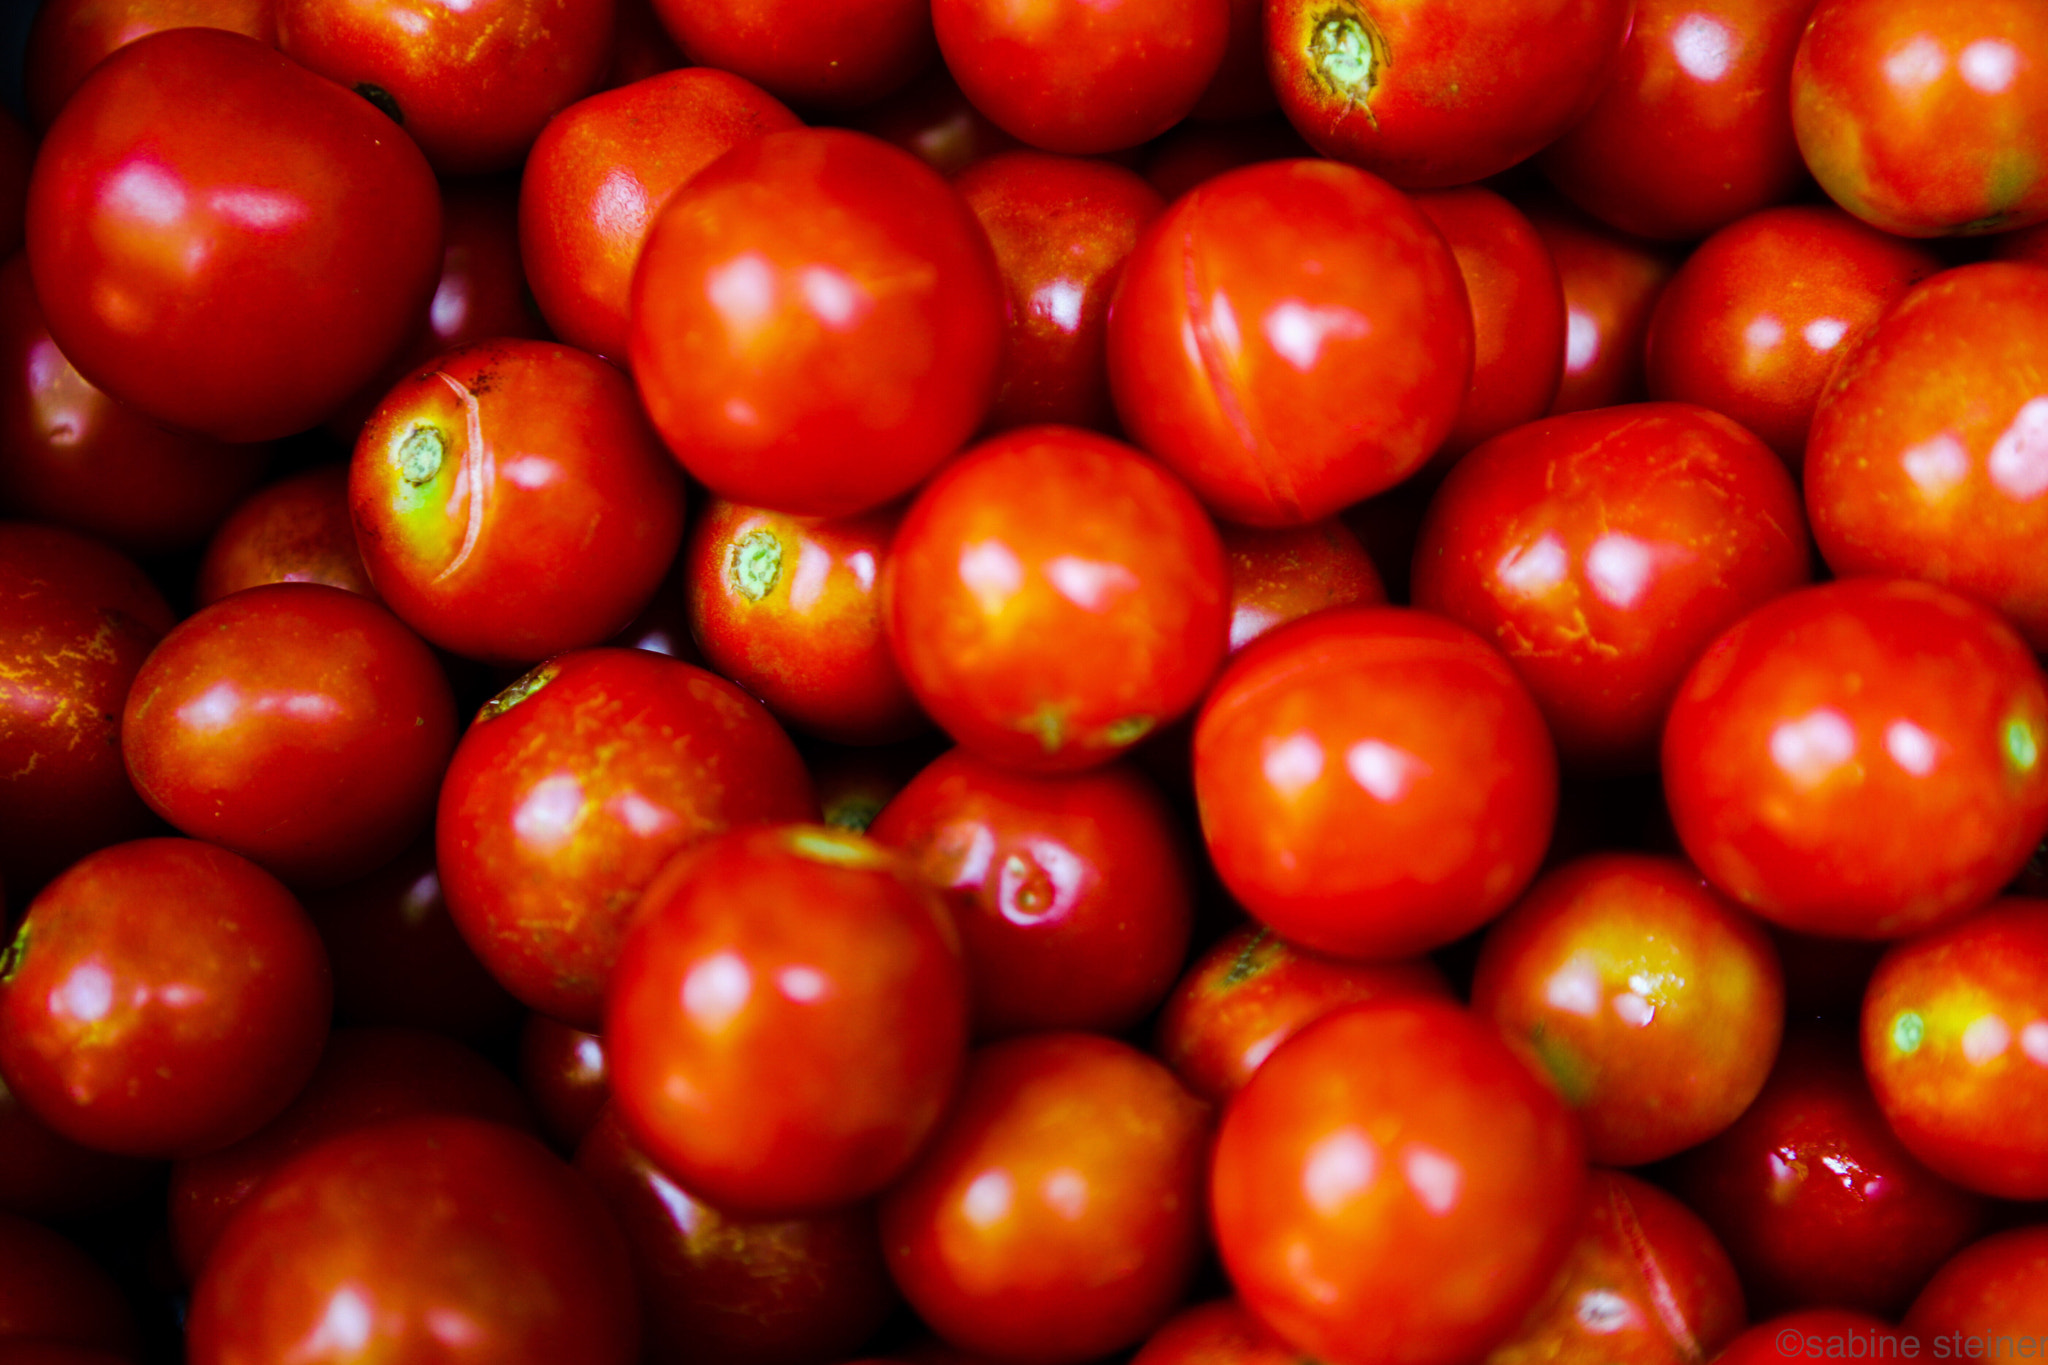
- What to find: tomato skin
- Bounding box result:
[276,0,614,175]
[0,523,173,895]
[0,1072,157,1220]
[121,582,458,889]
[350,338,688,667]
[0,838,331,1160]
[1713,1310,1908,1364]
[197,465,375,606]
[649,0,935,110]
[435,648,816,1029]
[519,1014,610,1153]
[1645,205,1941,470]
[1791,0,2048,236]
[0,1210,142,1354]
[868,748,1194,1039]
[519,67,800,363]
[1480,1171,1746,1365]
[1412,402,1812,772]
[0,253,268,556]
[1804,262,2048,650]
[25,27,442,443]
[186,1114,641,1365]
[1470,853,1785,1166]
[684,497,926,746]
[931,0,1230,155]
[605,824,968,1216]
[1861,900,2048,1200]
[878,1032,1210,1365]
[885,425,1230,773]
[1107,159,1472,526]
[1538,0,1818,242]
[1193,606,1557,961]
[1521,198,1679,416]
[1210,998,1585,1365]
[630,127,1005,519]
[23,0,277,131]
[1673,1028,1988,1317]
[1662,578,2048,938]
[1906,1226,2048,1341]
[1219,518,1384,655]
[1263,0,1632,189]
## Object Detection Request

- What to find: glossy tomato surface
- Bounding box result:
[605,824,968,1216]
[1662,578,2048,938]
[275,0,614,174]
[1862,900,2048,1199]
[1412,402,1811,771]
[886,425,1230,772]
[1791,0,2048,235]
[1193,606,1556,961]
[630,127,1004,518]
[350,338,687,666]
[649,0,934,109]
[26,27,441,441]
[1210,997,1585,1365]
[186,1114,640,1365]
[0,838,331,1159]
[121,582,457,888]
[1805,262,2048,648]
[519,66,800,362]
[1108,159,1472,526]
[23,0,277,131]
[879,1032,1210,1365]
[196,465,375,606]
[436,648,815,1028]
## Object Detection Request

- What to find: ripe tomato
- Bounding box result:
[25,28,441,442]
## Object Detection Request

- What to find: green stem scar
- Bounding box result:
[397,424,446,487]
[729,530,783,601]
[1308,5,1392,126]
[1892,1011,1925,1055]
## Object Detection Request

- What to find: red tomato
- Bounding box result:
[349,338,688,666]
[22,0,277,131]
[1210,997,1585,1365]
[605,824,968,1215]
[1906,1226,2048,1343]
[121,582,458,888]
[1108,159,1473,525]
[931,0,1230,155]
[25,27,442,442]
[1263,0,1632,188]
[648,0,935,110]
[0,838,331,1160]
[276,0,614,174]
[196,465,376,606]
[629,127,1005,518]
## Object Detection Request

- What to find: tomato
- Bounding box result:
[1804,262,2048,649]
[629,127,1005,518]
[435,648,815,1028]
[1210,997,1585,1365]
[885,425,1230,772]
[931,0,1230,155]
[1107,159,1472,526]
[276,0,614,175]
[122,582,458,888]
[1662,578,2048,938]
[350,338,688,666]
[0,838,331,1159]
[1193,606,1557,961]
[605,824,968,1215]
[1470,853,1785,1166]
[1791,0,2048,235]
[1263,0,1632,188]
[1218,518,1385,654]
[1906,1226,2048,1343]
[519,1014,611,1153]
[519,66,800,363]
[22,0,277,131]
[196,465,376,606]
[648,0,935,110]
[186,1114,641,1365]
[878,1032,1210,1365]
[25,27,442,442]
[1520,197,1680,416]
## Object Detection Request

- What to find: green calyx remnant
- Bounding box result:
[2007,717,2040,773]
[397,424,446,487]
[1307,5,1391,124]
[1102,716,1154,746]
[355,83,405,126]
[824,794,884,833]
[1221,927,1273,986]
[1892,1010,1926,1055]
[0,922,26,984]
[729,530,783,601]
[478,662,558,722]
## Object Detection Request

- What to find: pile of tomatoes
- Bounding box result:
[2,0,2048,1361]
